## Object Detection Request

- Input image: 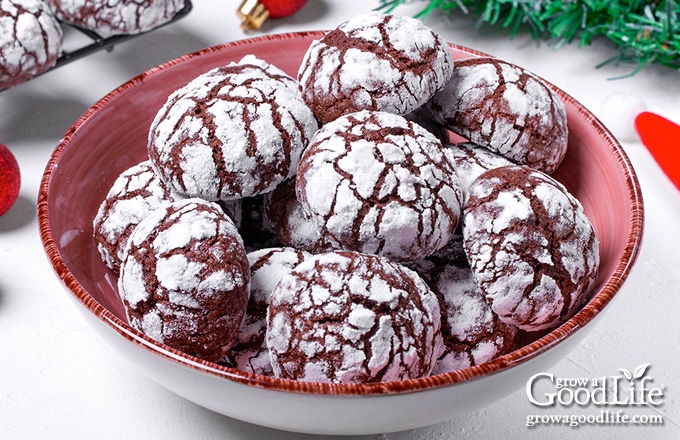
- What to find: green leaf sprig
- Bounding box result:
[377,0,680,76]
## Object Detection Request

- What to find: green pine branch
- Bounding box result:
[377,0,680,76]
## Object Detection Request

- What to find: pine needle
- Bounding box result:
[375,0,680,75]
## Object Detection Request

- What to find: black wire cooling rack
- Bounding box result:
[53,0,193,69]
[0,0,193,90]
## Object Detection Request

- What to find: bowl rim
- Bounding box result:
[37,31,645,397]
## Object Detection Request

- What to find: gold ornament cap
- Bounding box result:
[237,0,270,31]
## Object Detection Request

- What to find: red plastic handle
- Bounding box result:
[635,111,680,192]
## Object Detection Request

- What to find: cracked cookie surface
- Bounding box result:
[296,110,462,263]
[264,178,334,255]
[118,198,250,362]
[444,142,514,205]
[222,247,311,376]
[148,55,318,201]
[1,0,62,89]
[411,236,520,374]
[266,251,443,383]
[48,0,185,37]
[297,11,453,124]
[463,165,599,331]
[424,57,568,174]
[93,160,175,273]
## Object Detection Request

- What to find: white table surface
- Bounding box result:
[2,1,679,438]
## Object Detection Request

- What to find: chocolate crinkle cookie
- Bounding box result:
[463,165,599,332]
[222,247,311,376]
[93,160,175,274]
[296,110,462,263]
[411,236,520,374]
[444,142,514,205]
[298,12,454,124]
[266,251,443,383]
[148,54,318,202]
[118,198,251,362]
[47,0,185,37]
[423,57,568,174]
[263,178,334,255]
[1,0,63,90]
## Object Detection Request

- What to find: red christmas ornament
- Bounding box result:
[0,143,21,217]
[635,111,680,192]
[237,0,308,31]
[261,0,308,18]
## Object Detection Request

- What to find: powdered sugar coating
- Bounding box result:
[223,247,311,375]
[48,0,185,37]
[118,198,250,362]
[148,55,318,201]
[463,165,599,331]
[264,178,334,255]
[445,142,514,205]
[1,0,63,89]
[297,12,454,124]
[411,236,520,374]
[93,160,175,273]
[296,110,462,263]
[267,251,443,383]
[423,57,568,174]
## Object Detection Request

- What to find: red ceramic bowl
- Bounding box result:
[38,32,643,435]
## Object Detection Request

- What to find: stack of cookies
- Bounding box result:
[93,12,599,384]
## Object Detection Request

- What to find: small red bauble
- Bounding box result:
[260,0,308,18]
[237,0,308,31]
[0,143,21,217]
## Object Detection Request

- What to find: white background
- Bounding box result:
[1,0,679,438]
